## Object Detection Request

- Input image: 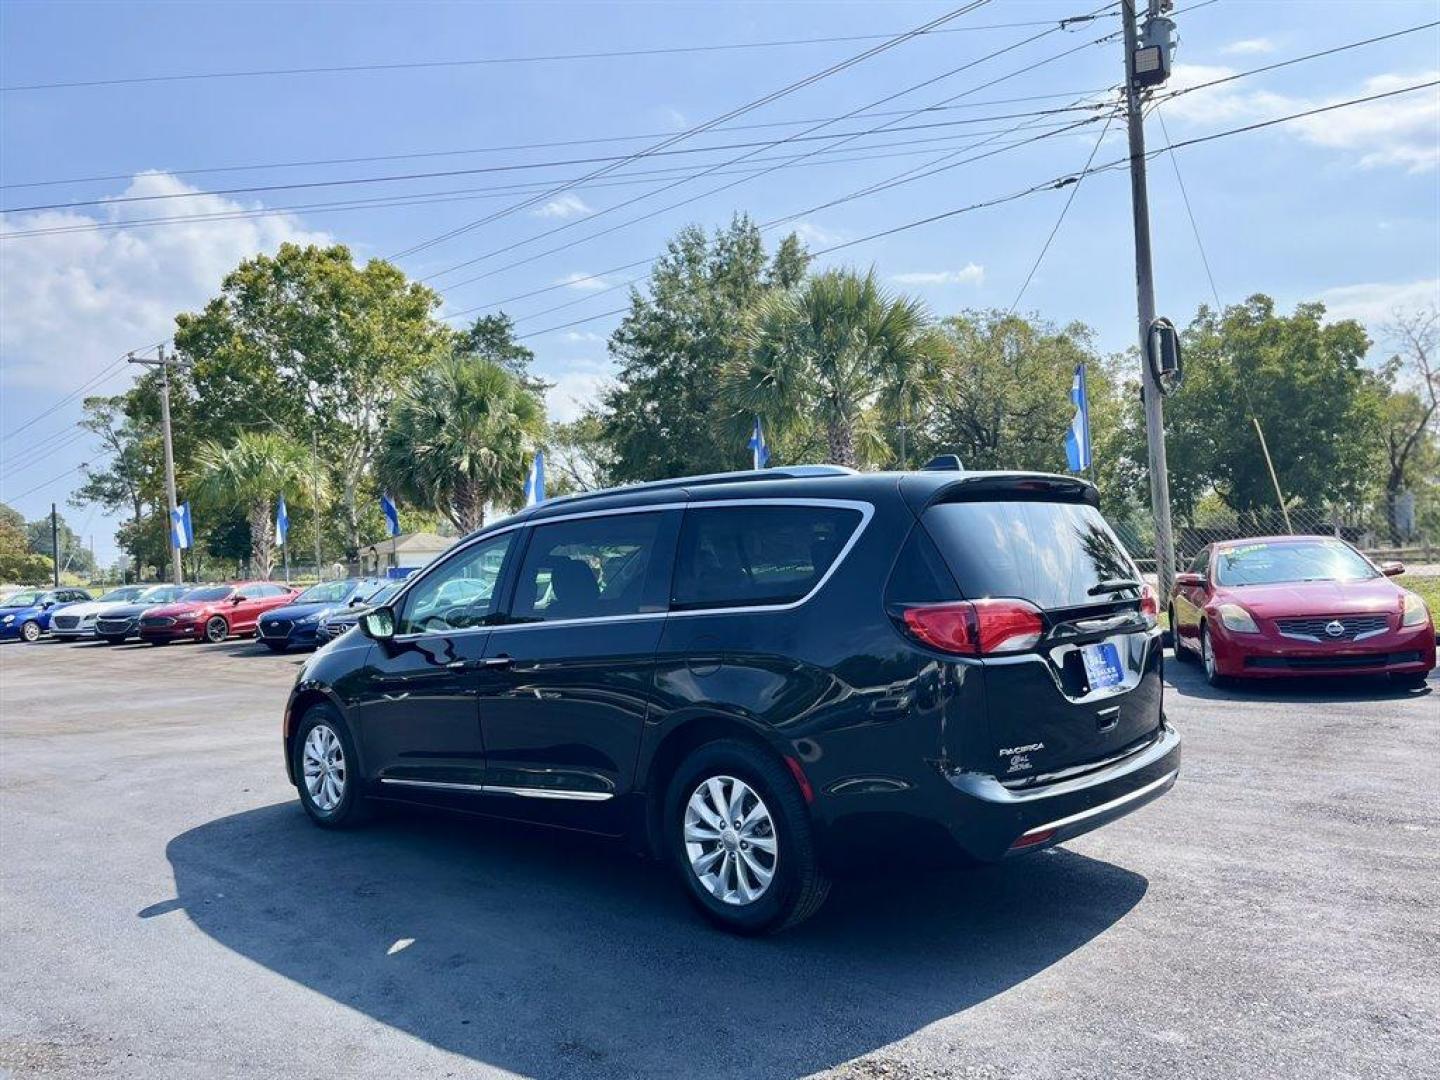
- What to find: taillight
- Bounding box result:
[1139,584,1158,627]
[901,599,1045,656]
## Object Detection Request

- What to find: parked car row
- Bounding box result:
[0,577,398,651]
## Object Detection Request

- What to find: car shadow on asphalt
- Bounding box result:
[1164,653,1434,704]
[161,801,1148,1078]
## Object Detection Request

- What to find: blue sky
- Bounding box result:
[2,0,1437,563]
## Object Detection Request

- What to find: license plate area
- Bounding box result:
[1080,642,1124,692]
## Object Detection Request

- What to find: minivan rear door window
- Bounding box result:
[671,504,863,610]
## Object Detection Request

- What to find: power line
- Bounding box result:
[505,78,1440,339]
[0,89,1111,192]
[389,2,998,262]
[1,429,95,479]
[1154,105,1222,309]
[0,349,154,444]
[423,13,1122,289]
[1,15,1110,94]
[0,115,1103,239]
[1007,110,1119,314]
[1,459,107,503]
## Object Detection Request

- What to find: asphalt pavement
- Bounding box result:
[0,636,1435,1079]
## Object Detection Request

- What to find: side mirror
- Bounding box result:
[359,606,396,641]
[40,600,55,610]
[1174,571,1206,589]
[1381,562,1405,577]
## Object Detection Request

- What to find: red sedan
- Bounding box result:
[1169,536,1435,689]
[138,581,301,645]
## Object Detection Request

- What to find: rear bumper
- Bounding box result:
[943,720,1181,862]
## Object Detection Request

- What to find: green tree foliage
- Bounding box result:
[730,268,944,468]
[173,243,449,558]
[600,216,810,481]
[456,312,549,395]
[1164,296,1383,517]
[1375,309,1439,541]
[0,503,51,583]
[193,432,326,579]
[378,358,545,532]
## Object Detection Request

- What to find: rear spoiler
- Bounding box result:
[900,471,1100,513]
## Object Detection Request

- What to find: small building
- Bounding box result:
[359,532,454,576]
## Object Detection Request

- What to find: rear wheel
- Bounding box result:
[203,616,228,643]
[19,621,41,643]
[293,707,371,828]
[1200,623,1232,688]
[666,739,829,935]
[1168,607,1194,661]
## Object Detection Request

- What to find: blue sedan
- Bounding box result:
[0,587,94,643]
[255,578,391,652]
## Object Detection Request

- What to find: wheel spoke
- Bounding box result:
[739,847,774,887]
[727,779,750,825]
[743,834,776,854]
[705,778,729,821]
[684,822,720,843]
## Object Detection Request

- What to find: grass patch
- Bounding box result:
[1401,573,1440,615]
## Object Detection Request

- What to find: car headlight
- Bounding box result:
[1217,603,1259,633]
[295,614,317,626]
[1401,592,1430,628]
[2,615,13,624]
[176,612,197,622]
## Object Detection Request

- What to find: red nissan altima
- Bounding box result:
[1169,536,1435,688]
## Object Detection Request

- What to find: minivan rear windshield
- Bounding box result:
[922,499,1139,611]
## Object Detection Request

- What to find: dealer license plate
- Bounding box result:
[1081,642,1124,691]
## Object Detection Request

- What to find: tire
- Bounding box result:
[148,639,169,646]
[203,616,229,644]
[19,621,42,643]
[665,739,830,935]
[264,641,288,653]
[1389,671,1430,690]
[292,706,372,828]
[1200,623,1232,688]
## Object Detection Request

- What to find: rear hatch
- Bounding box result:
[900,479,1163,783]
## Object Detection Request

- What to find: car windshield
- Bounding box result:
[138,585,181,602]
[367,583,403,607]
[3,590,46,607]
[98,589,137,602]
[295,580,356,604]
[359,580,397,603]
[181,586,232,602]
[1214,540,1379,586]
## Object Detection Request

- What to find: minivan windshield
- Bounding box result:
[1213,539,1378,586]
[922,499,1139,611]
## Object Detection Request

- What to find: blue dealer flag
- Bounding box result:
[1064,363,1092,473]
[380,492,401,537]
[748,416,771,470]
[275,494,289,546]
[523,451,546,507]
[171,502,193,550]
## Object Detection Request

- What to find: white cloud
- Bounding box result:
[892,264,985,287]
[1160,65,1440,173]
[0,171,330,389]
[1316,278,1440,325]
[556,272,610,291]
[787,220,843,247]
[542,361,612,423]
[659,106,689,131]
[561,331,605,343]
[1221,38,1274,56]
[532,192,592,219]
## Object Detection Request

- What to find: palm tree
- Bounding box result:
[728,269,943,468]
[378,357,545,532]
[194,432,324,579]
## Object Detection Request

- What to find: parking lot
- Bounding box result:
[0,638,1435,1080]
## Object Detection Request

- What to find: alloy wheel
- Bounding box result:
[205,617,227,643]
[20,621,40,643]
[302,724,346,812]
[1201,625,1218,680]
[684,775,777,906]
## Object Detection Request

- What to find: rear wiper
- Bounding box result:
[1088,579,1142,595]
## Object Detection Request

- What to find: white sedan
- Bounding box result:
[48,585,156,641]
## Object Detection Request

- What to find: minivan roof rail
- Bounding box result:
[537,464,858,510]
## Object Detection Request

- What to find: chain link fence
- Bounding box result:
[1109,495,1440,574]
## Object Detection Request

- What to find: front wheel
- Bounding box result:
[203,616,228,643]
[19,621,42,643]
[666,739,829,935]
[293,707,371,828]
[1200,623,1232,688]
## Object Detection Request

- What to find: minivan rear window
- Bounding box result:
[672,504,861,610]
[922,500,1139,611]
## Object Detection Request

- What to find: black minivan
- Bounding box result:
[283,465,1180,933]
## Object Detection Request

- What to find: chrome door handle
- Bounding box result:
[480,656,514,669]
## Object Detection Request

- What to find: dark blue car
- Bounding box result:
[0,587,94,643]
[256,578,391,652]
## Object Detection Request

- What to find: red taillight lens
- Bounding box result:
[902,599,1044,656]
[1139,584,1158,626]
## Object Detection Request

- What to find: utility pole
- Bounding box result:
[51,504,59,586]
[128,345,186,586]
[1122,0,1177,598]
[310,429,324,575]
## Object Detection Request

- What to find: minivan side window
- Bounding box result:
[398,532,514,635]
[672,504,862,610]
[510,512,666,623]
